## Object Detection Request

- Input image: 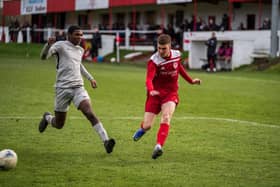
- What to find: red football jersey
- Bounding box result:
[146,49,193,95]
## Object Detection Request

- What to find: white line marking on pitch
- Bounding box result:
[215,75,280,85]
[0,115,279,129]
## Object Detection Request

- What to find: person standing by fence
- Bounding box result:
[91,26,102,60]
[205,32,217,72]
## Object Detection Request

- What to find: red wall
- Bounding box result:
[3,0,159,15]
[3,0,21,16]
[47,0,75,13]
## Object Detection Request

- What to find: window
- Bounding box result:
[208,16,216,24]
[145,11,156,25]
[129,11,140,25]
[247,14,255,30]
[168,14,174,27]
[100,14,109,29]
[78,14,88,28]
[175,11,184,27]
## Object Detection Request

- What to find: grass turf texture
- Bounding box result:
[0,44,280,186]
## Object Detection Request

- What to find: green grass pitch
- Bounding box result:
[0,44,280,186]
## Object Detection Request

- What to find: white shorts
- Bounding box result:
[55,87,90,112]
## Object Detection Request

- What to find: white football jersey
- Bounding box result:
[42,40,93,88]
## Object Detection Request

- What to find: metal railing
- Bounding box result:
[1,27,160,50]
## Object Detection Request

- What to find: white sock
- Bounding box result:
[154,144,162,150]
[93,122,109,142]
[45,114,54,124]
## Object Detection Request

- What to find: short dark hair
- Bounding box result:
[68,25,81,34]
[157,34,171,45]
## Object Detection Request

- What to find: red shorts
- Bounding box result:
[145,92,179,115]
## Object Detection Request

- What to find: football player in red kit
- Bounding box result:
[133,34,201,159]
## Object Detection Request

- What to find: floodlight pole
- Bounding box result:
[271,0,279,57]
[116,32,120,63]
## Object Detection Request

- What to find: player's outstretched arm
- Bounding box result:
[80,64,96,89]
[40,37,56,60]
[149,90,160,96]
[145,60,157,92]
[40,44,50,60]
[90,79,97,89]
[192,78,202,85]
[179,63,201,85]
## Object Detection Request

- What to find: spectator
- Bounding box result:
[261,18,271,30]
[220,14,229,31]
[153,29,163,53]
[190,15,198,31]
[166,23,175,41]
[205,32,217,72]
[182,19,191,31]
[80,38,92,60]
[200,19,208,31]
[238,22,246,30]
[9,20,20,42]
[208,18,219,31]
[174,25,183,49]
[22,21,31,42]
[217,42,226,57]
[91,26,102,60]
[218,42,233,71]
[55,30,66,41]
[196,17,202,31]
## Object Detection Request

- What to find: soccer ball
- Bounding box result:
[0,149,18,170]
[110,57,116,63]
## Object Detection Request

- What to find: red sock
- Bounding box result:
[157,123,170,146]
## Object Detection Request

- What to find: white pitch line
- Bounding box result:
[0,115,279,129]
[173,116,280,129]
[215,75,280,85]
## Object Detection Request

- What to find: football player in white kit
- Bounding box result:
[39,25,115,154]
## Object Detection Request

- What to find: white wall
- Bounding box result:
[99,35,115,56]
[185,30,277,70]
